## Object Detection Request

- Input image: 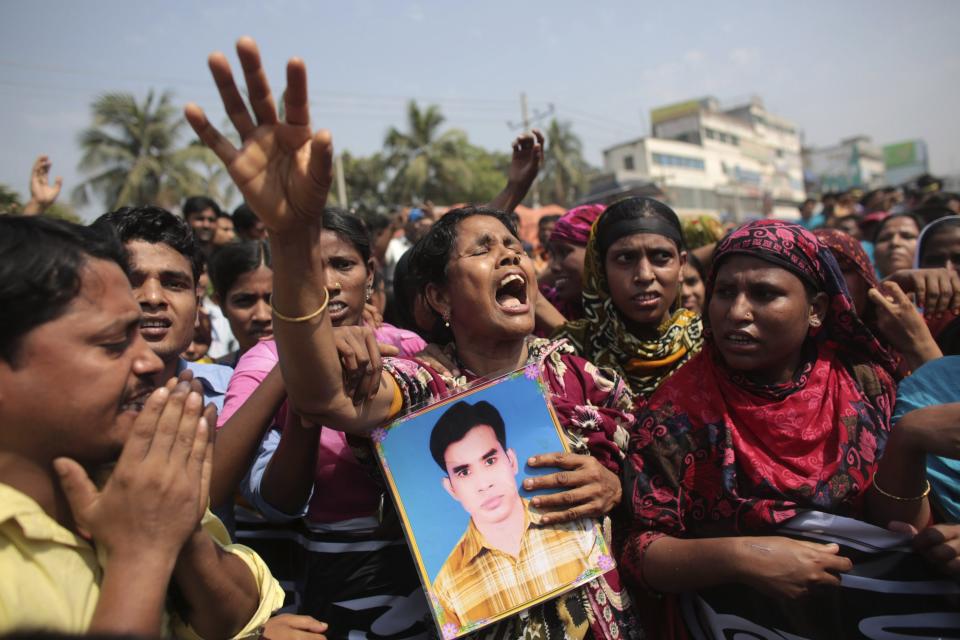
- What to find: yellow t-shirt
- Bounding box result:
[0,483,284,637]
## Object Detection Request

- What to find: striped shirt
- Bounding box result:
[432,498,597,627]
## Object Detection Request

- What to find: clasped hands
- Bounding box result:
[54,372,217,562]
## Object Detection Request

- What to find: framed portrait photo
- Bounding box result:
[372,367,613,639]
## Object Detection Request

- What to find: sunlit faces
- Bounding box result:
[548,241,587,305]
[874,216,920,277]
[680,262,706,314]
[319,230,374,328]
[126,240,199,366]
[440,424,522,527]
[221,265,273,354]
[0,259,162,464]
[603,233,684,336]
[919,224,960,276]
[213,216,236,247]
[432,215,537,340]
[708,255,827,385]
[186,207,217,244]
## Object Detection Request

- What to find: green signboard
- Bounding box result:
[883,141,917,169]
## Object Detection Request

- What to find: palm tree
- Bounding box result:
[383,101,471,203]
[72,91,205,210]
[540,119,591,207]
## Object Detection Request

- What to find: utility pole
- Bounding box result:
[520,93,540,208]
[335,153,348,210]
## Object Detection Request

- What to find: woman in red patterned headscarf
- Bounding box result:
[815,228,947,373]
[619,220,936,636]
[540,204,605,322]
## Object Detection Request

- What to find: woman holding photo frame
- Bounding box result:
[186,37,643,640]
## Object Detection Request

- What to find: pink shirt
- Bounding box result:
[219,324,426,523]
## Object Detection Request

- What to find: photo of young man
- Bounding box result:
[428,400,596,627]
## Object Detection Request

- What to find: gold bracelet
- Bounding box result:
[270,287,329,323]
[871,472,931,502]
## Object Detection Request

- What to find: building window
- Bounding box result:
[624,155,635,171]
[652,152,705,171]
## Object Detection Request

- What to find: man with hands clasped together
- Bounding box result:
[0,215,284,637]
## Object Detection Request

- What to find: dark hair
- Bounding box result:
[208,240,271,300]
[913,205,955,228]
[232,203,261,233]
[93,205,202,282]
[0,216,127,364]
[217,209,233,220]
[182,195,221,219]
[595,196,685,259]
[918,216,960,265]
[323,207,372,263]
[361,210,391,236]
[538,214,561,227]
[390,247,421,333]
[872,212,921,244]
[429,400,507,472]
[686,251,706,280]
[410,206,519,342]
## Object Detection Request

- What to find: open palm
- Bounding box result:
[185,37,333,234]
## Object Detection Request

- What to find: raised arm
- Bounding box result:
[487,130,543,212]
[185,38,395,433]
[22,154,62,215]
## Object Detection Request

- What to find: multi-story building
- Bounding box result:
[802,135,887,193]
[601,96,806,221]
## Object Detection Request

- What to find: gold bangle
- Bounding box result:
[271,287,329,323]
[871,472,931,502]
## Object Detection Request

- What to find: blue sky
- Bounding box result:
[2,0,959,219]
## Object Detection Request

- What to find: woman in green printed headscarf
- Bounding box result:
[555,197,703,399]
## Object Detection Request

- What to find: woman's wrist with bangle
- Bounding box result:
[872,470,931,502]
[271,287,329,323]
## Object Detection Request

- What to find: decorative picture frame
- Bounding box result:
[372,367,612,638]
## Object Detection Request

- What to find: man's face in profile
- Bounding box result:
[441,424,521,526]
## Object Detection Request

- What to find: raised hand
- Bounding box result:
[508,129,544,192]
[185,37,333,235]
[23,154,62,215]
[523,452,621,524]
[53,380,212,561]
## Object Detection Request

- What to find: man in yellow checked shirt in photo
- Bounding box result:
[429,400,597,628]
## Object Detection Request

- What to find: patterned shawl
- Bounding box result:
[622,220,898,589]
[554,214,703,399]
[813,228,880,290]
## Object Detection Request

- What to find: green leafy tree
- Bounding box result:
[539,118,591,207]
[384,101,474,203]
[336,150,388,210]
[0,184,22,213]
[73,91,206,210]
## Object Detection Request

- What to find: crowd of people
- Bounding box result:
[2,37,960,639]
